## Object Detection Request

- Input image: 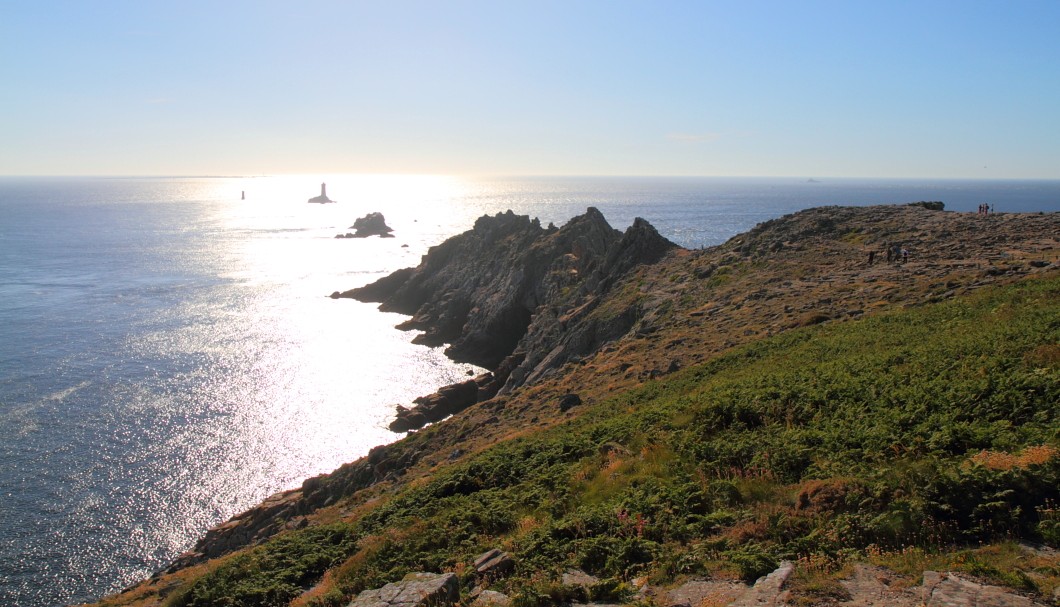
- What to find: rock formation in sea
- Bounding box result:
[334,207,677,430]
[335,212,394,238]
[307,182,334,204]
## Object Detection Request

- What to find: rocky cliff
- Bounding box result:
[335,208,677,425]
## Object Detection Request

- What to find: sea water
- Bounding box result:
[0,175,1057,606]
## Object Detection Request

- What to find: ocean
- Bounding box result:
[0,175,1057,606]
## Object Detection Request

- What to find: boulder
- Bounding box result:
[558,393,582,412]
[469,589,511,607]
[473,549,515,579]
[561,569,599,589]
[347,572,459,607]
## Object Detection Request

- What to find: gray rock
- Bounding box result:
[838,564,918,606]
[665,579,745,607]
[921,571,1045,607]
[562,568,600,588]
[347,572,458,607]
[729,560,792,607]
[473,549,515,579]
[469,589,511,607]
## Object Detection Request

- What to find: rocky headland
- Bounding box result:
[88,204,1059,607]
[333,207,677,431]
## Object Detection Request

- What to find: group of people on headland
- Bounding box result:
[867,243,909,265]
[977,203,994,215]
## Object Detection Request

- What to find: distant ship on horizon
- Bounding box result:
[308,182,335,203]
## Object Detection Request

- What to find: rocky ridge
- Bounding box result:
[335,207,677,431]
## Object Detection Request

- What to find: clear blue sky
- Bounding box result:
[2,1,1059,178]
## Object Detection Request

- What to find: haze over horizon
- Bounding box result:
[2,1,1059,179]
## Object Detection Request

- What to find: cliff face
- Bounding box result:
[338,207,677,393]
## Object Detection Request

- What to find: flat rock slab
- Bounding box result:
[921,571,1046,607]
[663,562,793,607]
[665,579,746,607]
[838,564,920,607]
[348,572,458,607]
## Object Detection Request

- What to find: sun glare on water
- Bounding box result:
[112,174,486,582]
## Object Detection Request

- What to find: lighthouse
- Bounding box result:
[308,182,335,203]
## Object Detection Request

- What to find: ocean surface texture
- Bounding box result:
[1,175,1057,606]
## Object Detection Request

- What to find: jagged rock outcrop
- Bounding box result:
[336,208,677,398]
[389,374,493,433]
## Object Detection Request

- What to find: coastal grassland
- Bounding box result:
[164,276,1059,607]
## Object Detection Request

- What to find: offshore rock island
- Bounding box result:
[92,205,1059,607]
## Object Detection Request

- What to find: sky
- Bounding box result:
[2,1,1059,178]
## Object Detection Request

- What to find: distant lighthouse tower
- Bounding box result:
[308,181,335,203]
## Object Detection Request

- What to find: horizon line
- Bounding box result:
[3,173,1060,182]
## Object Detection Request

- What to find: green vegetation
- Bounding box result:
[167,276,1060,607]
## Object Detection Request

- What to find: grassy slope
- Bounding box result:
[151,274,1059,607]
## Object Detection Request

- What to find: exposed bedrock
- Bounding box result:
[336,208,677,395]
